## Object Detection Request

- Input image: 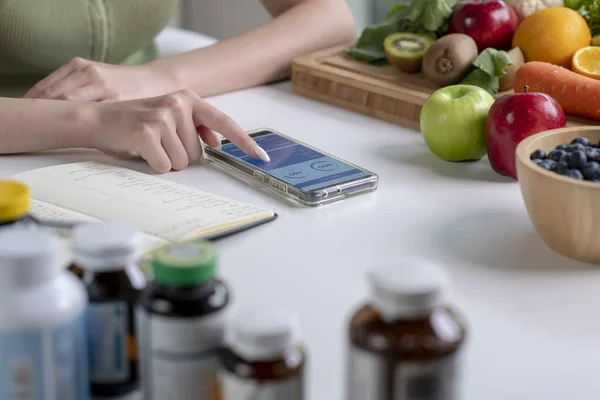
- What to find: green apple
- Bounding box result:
[420,84,495,162]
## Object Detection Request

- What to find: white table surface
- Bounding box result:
[2,82,600,400]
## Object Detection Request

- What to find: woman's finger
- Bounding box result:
[24,58,84,98]
[137,129,172,174]
[158,118,190,171]
[37,69,94,100]
[51,84,107,102]
[141,142,172,174]
[184,90,270,162]
[169,100,204,163]
[197,125,221,149]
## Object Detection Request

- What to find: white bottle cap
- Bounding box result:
[0,228,61,288]
[368,259,451,320]
[226,307,301,361]
[71,221,140,271]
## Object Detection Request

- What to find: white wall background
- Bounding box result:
[177,0,378,39]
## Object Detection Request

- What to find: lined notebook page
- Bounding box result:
[14,162,274,242]
[30,199,97,224]
[29,199,168,251]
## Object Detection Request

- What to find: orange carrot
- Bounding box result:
[513,61,600,121]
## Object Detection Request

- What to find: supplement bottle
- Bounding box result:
[72,221,146,397]
[347,260,467,400]
[137,241,229,400]
[0,228,90,400]
[220,307,306,400]
[0,180,35,230]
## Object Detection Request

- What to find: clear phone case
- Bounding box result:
[203,128,379,207]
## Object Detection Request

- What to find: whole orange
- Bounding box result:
[512,7,591,69]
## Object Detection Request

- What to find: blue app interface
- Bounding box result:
[220,132,371,191]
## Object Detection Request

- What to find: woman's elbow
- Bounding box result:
[328,0,357,45]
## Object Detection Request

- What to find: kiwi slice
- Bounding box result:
[384,32,434,73]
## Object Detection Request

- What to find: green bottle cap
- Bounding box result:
[151,241,217,286]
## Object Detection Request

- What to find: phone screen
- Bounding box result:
[220,131,372,191]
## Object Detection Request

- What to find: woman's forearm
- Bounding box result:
[150,0,356,97]
[0,98,95,154]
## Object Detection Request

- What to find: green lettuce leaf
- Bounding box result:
[460,69,500,95]
[405,0,459,32]
[346,0,458,64]
[385,3,408,20]
[459,48,512,94]
[473,48,512,77]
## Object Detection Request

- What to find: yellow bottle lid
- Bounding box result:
[0,180,30,222]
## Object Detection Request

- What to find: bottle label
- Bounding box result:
[347,346,461,400]
[221,369,304,400]
[137,308,225,400]
[87,301,130,384]
[0,310,90,400]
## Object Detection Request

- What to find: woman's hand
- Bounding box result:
[90,89,270,173]
[23,57,177,102]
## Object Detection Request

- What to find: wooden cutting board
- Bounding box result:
[291,45,598,131]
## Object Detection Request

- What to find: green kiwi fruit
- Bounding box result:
[384,32,434,73]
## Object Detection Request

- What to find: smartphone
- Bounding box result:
[204,128,379,207]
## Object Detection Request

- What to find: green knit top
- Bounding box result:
[0,0,179,98]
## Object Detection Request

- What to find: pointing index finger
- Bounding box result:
[186,92,270,162]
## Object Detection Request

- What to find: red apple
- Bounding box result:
[485,87,566,179]
[449,0,518,52]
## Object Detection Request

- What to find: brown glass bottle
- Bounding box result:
[219,307,306,400]
[347,261,467,400]
[68,262,85,279]
[72,221,145,398]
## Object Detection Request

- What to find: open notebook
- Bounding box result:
[11,161,277,253]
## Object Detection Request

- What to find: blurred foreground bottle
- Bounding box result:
[72,221,146,398]
[347,259,467,400]
[0,228,90,399]
[137,241,229,400]
[220,306,306,400]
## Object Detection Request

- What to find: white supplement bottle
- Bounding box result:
[0,228,90,400]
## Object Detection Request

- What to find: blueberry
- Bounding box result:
[532,158,544,166]
[530,149,547,160]
[582,161,600,180]
[559,152,571,164]
[571,137,591,146]
[539,161,553,171]
[548,149,567,162]
[593,178,600,183]
[567,143,586,152]
[555,161,568,174]
[555,144,567,151]
[566,169,584,180]
[585,146,600,162]
[568,150,587,169]
[545,159,557,171]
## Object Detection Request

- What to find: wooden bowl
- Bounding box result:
[516,126,600,264]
